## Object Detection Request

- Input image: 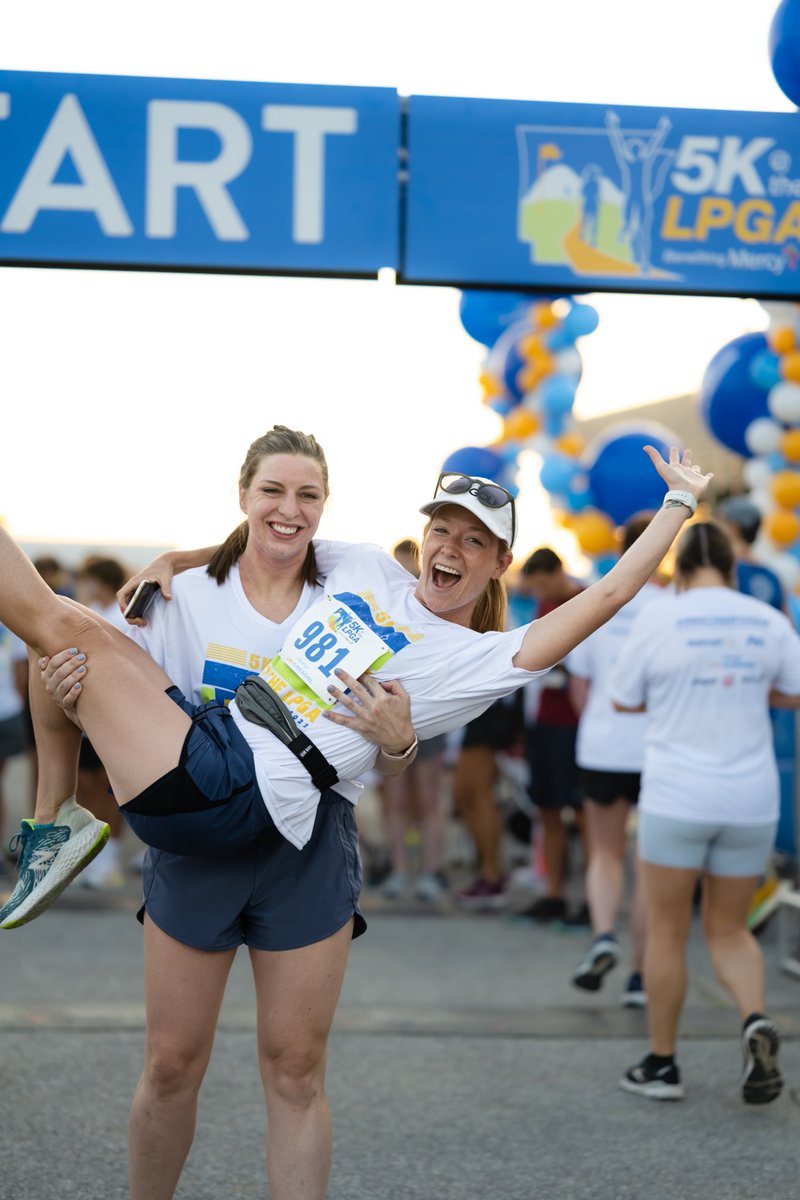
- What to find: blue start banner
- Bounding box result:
[402,95,800,298]
[0,71,400,276]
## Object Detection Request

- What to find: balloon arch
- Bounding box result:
[437,0,800,588]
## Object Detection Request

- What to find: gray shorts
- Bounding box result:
[638,811,777,877]
[0,713,26,760]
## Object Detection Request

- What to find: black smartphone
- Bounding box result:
[123,579,161,621]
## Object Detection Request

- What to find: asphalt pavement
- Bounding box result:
[2,869,800,1200]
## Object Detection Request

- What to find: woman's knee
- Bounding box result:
[262,1044,327,1109]
[142,1039,210,1101]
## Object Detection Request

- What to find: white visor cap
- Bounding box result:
[419,476,515,548]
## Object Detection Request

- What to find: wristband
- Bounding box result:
[663,489,697,515]
[380,737,419,760]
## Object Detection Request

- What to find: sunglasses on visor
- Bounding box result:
[435,473,516,546]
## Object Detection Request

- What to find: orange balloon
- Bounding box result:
[519,334,545,360]
[479,370,503,399]
[781,352,800,383]
[780,429,800,464]
[503,409,540,441]
[770,325,797,354]
[517,361,553,392]
[771,470,800,509]
[555,431,585,457]
[766,508,800,546]
[535,305,559,330]
[571,510,617,555]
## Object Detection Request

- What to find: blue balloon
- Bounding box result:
[595,554,618,576]
[539,453,580,494]
[544,325,575,353]
[565,488,594,513]
[767,451,787,471]
[698,332,771,459]
[540,374,577,417]
[770,0,800,107]
[749,350,782,392]
[441,445,505,481]
[458,291,530,347]
[487,392,517,418]
[562,302,600,340]
[586,425,675,526]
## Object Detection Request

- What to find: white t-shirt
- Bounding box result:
[93,600,130,634]
[0,624,26,721]
[609,586,800,825]
[126,559,336,706]
[229,543,550,849]
[566,583,660,772]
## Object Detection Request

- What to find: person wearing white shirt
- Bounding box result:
[566,513,660,1005]
[610,521,800,1105]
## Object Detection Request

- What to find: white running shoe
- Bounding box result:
[0,797,110,929]
[572,935,620,992]
[414,872,446,903]
[381,871,408,900]
[741,1017,783,1105]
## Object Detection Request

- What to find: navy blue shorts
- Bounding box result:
[121,686,274,857]
[138,788,366,951]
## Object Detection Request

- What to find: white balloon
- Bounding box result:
[761,301,800,326]
[745,417,783,456]
[767,381,800,424]
[554,348,582,377]
[742,458,773,490]
[748,489,774,517]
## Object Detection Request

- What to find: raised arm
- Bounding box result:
[513,447,712,673]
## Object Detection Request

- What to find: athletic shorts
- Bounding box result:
[0,713,26,760]
[138,786,366,952]
[121,687,272,856]
[417,733,446,761]
[461,695,523,751]
[580,768,641,807]
[638,812,777,877]
[526,723,581,812]
[78,736,103,772]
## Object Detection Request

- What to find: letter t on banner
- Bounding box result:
[262,105,357,243]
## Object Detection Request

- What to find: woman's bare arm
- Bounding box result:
[513,448,712,673]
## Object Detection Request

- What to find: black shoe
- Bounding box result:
[621,972,647,1009]
[520,895,567,921]
[572,935,619,991]
[620,1056,684,1101]
[561,901,592,928]
[741,1018,783,1105]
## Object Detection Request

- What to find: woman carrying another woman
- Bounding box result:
[611,520,800,1105]
[0,443,710,1198]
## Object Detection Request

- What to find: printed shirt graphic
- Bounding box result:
[609,587,800,825]
[230,543,552,849]
[566,583,660,772]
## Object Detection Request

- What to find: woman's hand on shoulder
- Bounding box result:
[117,555,176,624]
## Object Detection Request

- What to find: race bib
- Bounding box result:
[267,593,393,710]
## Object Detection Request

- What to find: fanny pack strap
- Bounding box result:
[235,676,339,794]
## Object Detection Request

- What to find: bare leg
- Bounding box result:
[539,808,567,899]
[702,874,764,1018]
[0,529,191,807]
[641,862,697,1055]
[584,798,629,933]
[416,753,446,875]
[452,746,502,882]
[128,918,237,1200]
[629,856,647,974]
[251,921,352,1200]
[381,774,410,874]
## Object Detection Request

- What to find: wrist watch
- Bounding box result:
[663,489,697,515]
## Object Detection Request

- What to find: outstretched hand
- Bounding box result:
[645,445,713,504]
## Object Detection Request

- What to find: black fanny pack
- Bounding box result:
[235,676,339,794]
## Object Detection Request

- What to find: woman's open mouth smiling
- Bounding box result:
[432,562,463,589]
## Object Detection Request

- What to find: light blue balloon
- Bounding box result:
[563,302,600,340]
[749,350,782,391]
[540,374,577,416]
[767,451,787,471]
[539,453,579,494]
[565,488,593,513]
[544,325,575,352]
[595,554,618,576]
